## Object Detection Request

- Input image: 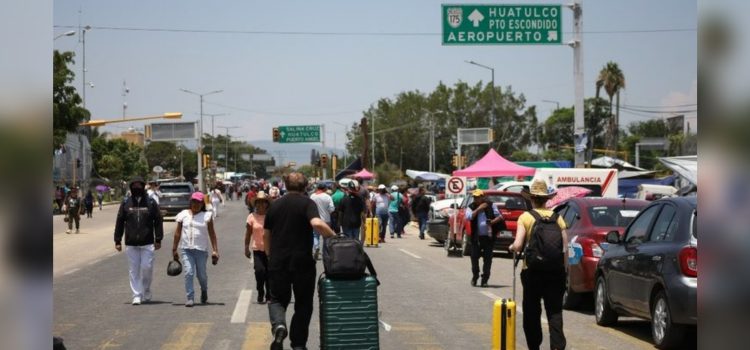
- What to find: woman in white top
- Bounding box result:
[244,191,271,304]
[172,191,219,307]
[209,186,224,218]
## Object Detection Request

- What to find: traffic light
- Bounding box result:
[461,155,467,167]
[488,129,494,141]
[272,127,280,142]
[331,155,338,172]
[451,155,458,167]
[320,154,328,167]
[202,154,210,168]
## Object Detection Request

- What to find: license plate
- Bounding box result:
[497,231,513,238]
[170,197,179,202]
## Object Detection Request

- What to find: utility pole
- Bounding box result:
[217,126,239,171]
[121,80,129,119]
[569,0,585,168]
[179,89,223,192]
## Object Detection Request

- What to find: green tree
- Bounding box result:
[53,50,90,148]
[91,137,148,183]
[597,61,626,152]
[540,107,574,149]
[509,150,540,162]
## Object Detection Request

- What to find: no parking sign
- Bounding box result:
[447,176,466,195]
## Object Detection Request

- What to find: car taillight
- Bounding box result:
[591,242,604,258]
[679,246,697,277]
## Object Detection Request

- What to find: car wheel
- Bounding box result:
[562,276,581,310]
[594,276,618,326]
[461,233,472,257]
[651,291,686,349]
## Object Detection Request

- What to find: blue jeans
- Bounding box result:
[181,248,208,301]
[342,226,359,240]
[377,212,389,239]
[313,222,331,257]
[388,212,401,237]
[417,212,428,238]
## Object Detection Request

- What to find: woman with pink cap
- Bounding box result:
[172,191,220,307]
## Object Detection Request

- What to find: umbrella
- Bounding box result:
[96,184,110,193]
[545,186,592,209]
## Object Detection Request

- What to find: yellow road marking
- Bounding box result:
[241,322,272,350]
[160,323,212,350]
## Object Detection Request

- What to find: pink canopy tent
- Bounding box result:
[452,149,536,177]
[351,168,375,180]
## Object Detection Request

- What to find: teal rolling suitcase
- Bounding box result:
[318,275,379,350]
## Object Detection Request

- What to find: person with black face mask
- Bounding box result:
[114,176,164,305]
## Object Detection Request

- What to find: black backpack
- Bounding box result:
[524,210,565,272]
[323,235,379,284]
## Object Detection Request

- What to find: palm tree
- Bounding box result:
[597,62,625,153]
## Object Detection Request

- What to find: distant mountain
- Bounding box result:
[248,140,350,167]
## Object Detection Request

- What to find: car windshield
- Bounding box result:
[587,205,643,227]
[160,185,192,194]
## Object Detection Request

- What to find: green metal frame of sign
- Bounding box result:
[278,125,321,143]
[442,4,562,45]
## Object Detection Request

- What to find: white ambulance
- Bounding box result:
[533,168,619,198]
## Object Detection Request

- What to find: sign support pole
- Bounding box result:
[571,0,585,168]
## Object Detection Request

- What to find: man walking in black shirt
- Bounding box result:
[264,172,336,350]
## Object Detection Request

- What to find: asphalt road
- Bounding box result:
[53,198,695,349]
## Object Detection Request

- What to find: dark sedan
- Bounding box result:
[158,182,195,218]
[595,197,697,349]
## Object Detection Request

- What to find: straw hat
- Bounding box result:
[251,191,271,207]
[528,179,556,198]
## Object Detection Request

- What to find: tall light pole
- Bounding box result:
[217,125,239,171]
[202,113,228,160]
[54,30,76,40]
[80,25,91,109]
[466,60,495,128]
[331,121,349,165]
[179,88,223,192]
[542,99,560,111]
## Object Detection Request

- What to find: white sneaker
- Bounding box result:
[185,299,194,307]
[66,229,71,234]
[132,297,141,305]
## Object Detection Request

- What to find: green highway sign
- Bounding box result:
[442,4,562,45]
[278,125,321,143]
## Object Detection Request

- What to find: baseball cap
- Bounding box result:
[391,185,399,191]
[377,184,386,190]
[191,192,205,201]
[472,189,485,197]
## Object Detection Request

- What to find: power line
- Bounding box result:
[620,106,697,114]
[203,101,361,117]
[622,103,696,109]
[53,24,696,37]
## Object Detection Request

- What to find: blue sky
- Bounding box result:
[53,0,696,164]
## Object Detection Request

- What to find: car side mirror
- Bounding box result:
[605,231,621,244]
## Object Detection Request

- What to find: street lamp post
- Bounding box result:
[217,125,239,172]
[179,88,223,192]
[80,25,91,110]
[466,60,495,128]
[202,113,228,160]
[542,99,561,111]
[54,30,76,40]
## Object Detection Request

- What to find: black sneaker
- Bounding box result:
[270,324,288,350]
[481,280,489,288]
[471,277,478,287]
[257,292,266,304]
[200,291,207,304]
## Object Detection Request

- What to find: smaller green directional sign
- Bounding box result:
[278,125,321,143]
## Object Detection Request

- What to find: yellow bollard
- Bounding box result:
[492,298,516,350]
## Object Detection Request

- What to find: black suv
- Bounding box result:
[158,182,195,218]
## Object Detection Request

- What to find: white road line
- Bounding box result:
[398,249,422,259]
[479,290,547,324]
[63,268,80,276]
[230,289,253,324]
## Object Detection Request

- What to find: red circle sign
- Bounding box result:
[447,177,465,194]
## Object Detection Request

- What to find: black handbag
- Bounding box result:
[167,259,182,276]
